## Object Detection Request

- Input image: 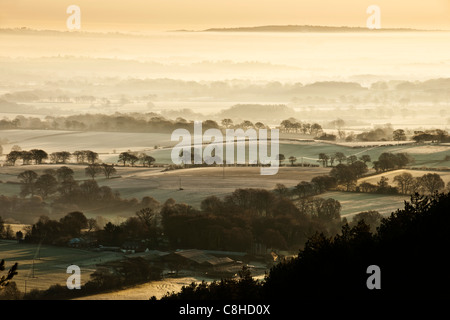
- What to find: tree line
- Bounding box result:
[359,172,448,195]
[16,184,347,252]
[0,166,156,224]
[319,151,447,195]
[5,149,98,166]
[4,147,157,169]
[0,113,271,134]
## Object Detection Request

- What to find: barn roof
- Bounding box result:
[174,249,234,266]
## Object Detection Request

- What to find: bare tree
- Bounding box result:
[419,173,445,194]
[34,174,58,199]
[101,163,117,179]
[85,164,102,180]
[18,170,38,197]
[393,172,414,194]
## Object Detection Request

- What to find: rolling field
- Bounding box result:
[2,129,450,220]
[0,164,331,212]
[1,130,447,298]
[0,239,124,293]
[358,169,450,186]
[322,191,410,219]
[4,129,450,168]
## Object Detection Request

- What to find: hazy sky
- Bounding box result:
[1,0,449,32]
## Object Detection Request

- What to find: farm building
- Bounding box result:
[68,238,86,248]
[68,237,96,248]
[162,249,235,269]
[121,241,143,253]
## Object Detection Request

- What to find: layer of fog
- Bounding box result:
[1,29,450,128]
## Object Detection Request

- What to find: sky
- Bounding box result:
[1,0,449,32]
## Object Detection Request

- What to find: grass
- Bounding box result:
[0,239,124,293]
[322,191,410,219]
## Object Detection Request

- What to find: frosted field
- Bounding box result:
[1,129,450,214]
[0,129,175,155]
[75,276,215,300]
[0,165,331,212]
[0,240,123,292]
[322,191,410,220]
[358,169,450,186]
[4,129,448,167]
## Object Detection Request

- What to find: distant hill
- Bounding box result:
[202,25,426,33]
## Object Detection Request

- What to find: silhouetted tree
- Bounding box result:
[101,164,116,179]
[0,260,18,288]
[18,170,38,197]
[30,149,48,164]
[85,164,102,180]
[419,173,445,194]
[34,174,58,198]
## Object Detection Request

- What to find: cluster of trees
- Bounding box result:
[372,172,447,195]
[314,150,445,196]
[279,121,411,143]
[6,148,48,166]
[279,118,323,136]
[343,125,407,142]
[318,152,371,168]
[330,162,369,191]
[162,192,450,300]
[5,148,158,169]
[5,148,99,166]
[273,175,337,199]
[28,185,347,252]
[18,168,67,199]
[95,204,161,247]
[0,113,190,133]
[354,125,395,142]
[23,202,160,247]
[118,152,155,167]
[161,188,344,252]
[352,171,446,196]
[326,152,413,191]
[373,152,413,172]
[2,167,155,224]
[219,118,268,130]
[358,176,399,195]
[0,194,48,223]
[25,211,91,244]
[0,113,266,135]
[412,129,450,143]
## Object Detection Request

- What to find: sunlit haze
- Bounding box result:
[1,0,449,32]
